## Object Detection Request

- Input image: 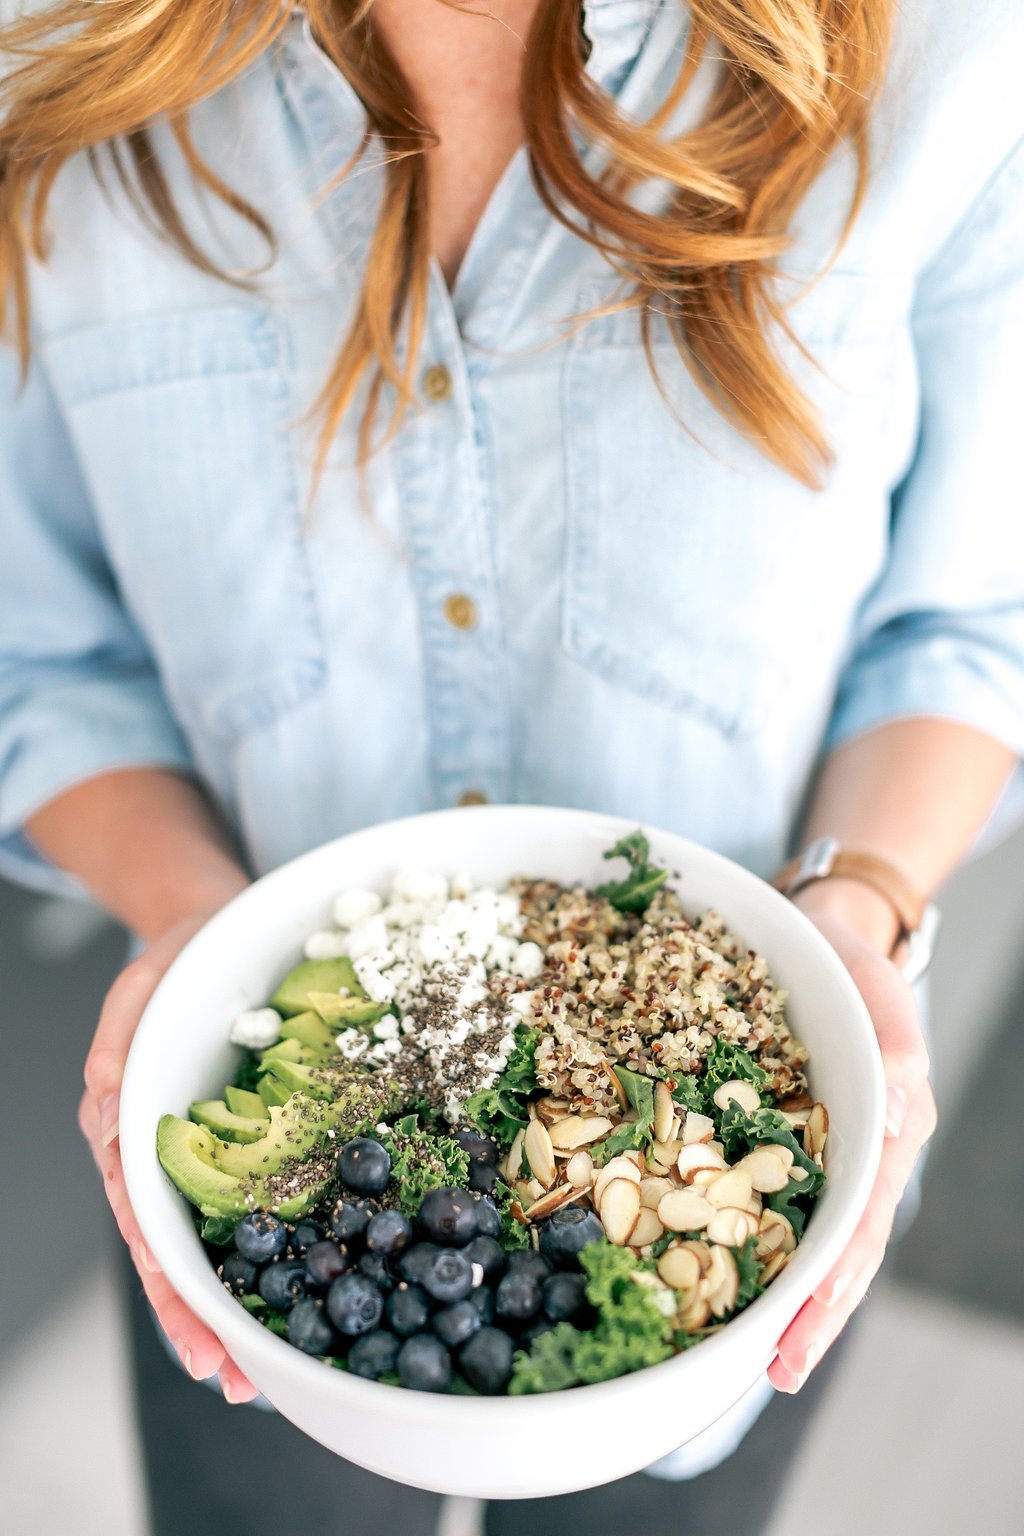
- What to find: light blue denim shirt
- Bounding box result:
[2,0,1024,893]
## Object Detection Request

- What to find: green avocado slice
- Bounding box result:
[307,991,390,1028]
[257,1074,291,1110]
[190,1099,268,1143]
[224,1086,269,1120]
[210,1094,330,1179]
[270,957,362,1017]
[155,1116,327,1220]
[257,1037,325,1071]
[279,1009,340,1055]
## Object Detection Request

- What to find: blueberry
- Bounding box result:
[289,1219,324,1256]
[220,1253,260,1296]
[235,1211,287,1263]
[326,1273,385,1336]
[468,1161,499,1194]
[537,1206,605,1269]
[287,1297,338,1356]
[473,1198,501,1239]
[328,1197,378,1244]
[433,1299,481,1349]
[397,1242,442,1286]
[463,1234,505,1283]
[506,1249,552,1282]
[397,1333,452,1393]
[305,1240,351,1289]
[494,1268,542,1323]
[459,1326,515,1395]
[418,1187,478,1247]
[386,1283,432,1338]
[454,1128,499,1165]
[366,1208,412,1259]
[338,1137,391,1197]
[422,1247,474,1304]
[347,1329,401,1381]
[358,1251,395,1293]
[542,1271,590,1324]
[469,1286,495,1324]
[258,1259,309,1312]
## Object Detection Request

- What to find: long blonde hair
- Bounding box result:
[0,0,894,486]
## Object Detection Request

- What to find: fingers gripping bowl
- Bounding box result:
[120,807,885,1499]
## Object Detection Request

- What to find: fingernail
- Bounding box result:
[885,1085,908,1138]
[182,1346,203,1381]
[222,1379,241,1404]
[99,1094,120,1145]
[818,1271,850,1307]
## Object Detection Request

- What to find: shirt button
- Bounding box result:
[443,593,478,630]
[422,364,453,403]
[458,789,488,806]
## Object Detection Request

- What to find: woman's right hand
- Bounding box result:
[80,910,259,1404]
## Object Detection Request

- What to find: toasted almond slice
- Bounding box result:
[754,1224,785,1260]
[524,1118,557,1189]
[790,1166,809,1182]
[804,1103,829,1159]
[607,1064,630,1111]
[737,1147,792,1194]
[676,1143,727,1181]
[712,1078,762,1114]
[623,1148,646,1173]
[705,1168,754,1210]
[653,1081,677,1144]
[690,1169,722,1190]
[658,1188,713,1232]
[676,1239,713,1277]
[509,1198,529,1227]
[682,1111,715,1145]
[779,1108,810,1131]
[515,1176,546,1204]
[652,1136,683,1166]
[779,1089,813,1111]
[640,1175,675,1210]
[593,1155,643,1209]
[504,1126,526,1182]
[758,1209,796,1255]
[534,1096,574,1126]
[630,1207,665,1248]
[677,1293,711,1332]
[566,1150,595,1189]
[745,1195,763,1219]
[706,1245,739,1317]
[601,1178,641,1245]
[657,1243,703,1291]
[548,1115,615,1150]
[706,1207,758,1248]
[526,1183,581,1221]
[760,1251,790,1284]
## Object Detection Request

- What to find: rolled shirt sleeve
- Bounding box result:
[0,345,195,892]
[825,135,1024,760]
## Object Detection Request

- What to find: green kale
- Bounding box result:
[494,1179,531,1248]
[701,1041,771,1106]
[597,1066,657,1160]
[261,1312,289,1338]
[463,1027,540,1147]
[733,1234,765,1308]
[199,1213,239,1246]
[596,832,669,914]
[378,1115,471,1215]
[508,1323,582,1394]
[232,1049,263,1094]
[238,1293,267,1315]
[501,1027,541,1094]
[669,1073,706,1114]
[717,1103,825,1237]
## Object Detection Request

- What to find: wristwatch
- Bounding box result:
[772,837,942,984]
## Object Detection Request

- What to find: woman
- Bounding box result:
[1,0,1021,1529]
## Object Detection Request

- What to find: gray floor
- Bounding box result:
[2,827,1023,1536]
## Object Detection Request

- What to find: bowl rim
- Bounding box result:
[121,803,886,1413]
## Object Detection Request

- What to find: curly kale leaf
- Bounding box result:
[493,1180,532,1249]
[669,1073,706,1114]
[463,1026,540,1147]
[596,832,669,914]
[701,1041,771,1104]
[378,1115,471,1215]
[597,1066,657,1160]
[232,1049,263,1094]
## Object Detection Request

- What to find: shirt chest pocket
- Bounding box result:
[560,273,910,739]
[41,307,326,745]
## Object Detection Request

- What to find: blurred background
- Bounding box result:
[2,832,1023,1536]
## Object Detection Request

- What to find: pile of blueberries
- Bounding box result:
[218,1132,604,1394]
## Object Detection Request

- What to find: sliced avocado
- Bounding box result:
[264,1058,357,1103]
[279,1009,339,1055]
[258,1037,325,1071]
[156,1116,325,1220]
[270,957,362,1017]
[257,1074,291,1110]
[209,1094,330,1179]
[224,1086,269,1120]
[308,991,390,1028]
[190,1099,269,1144]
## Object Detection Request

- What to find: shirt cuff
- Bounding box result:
[0,675,195,896]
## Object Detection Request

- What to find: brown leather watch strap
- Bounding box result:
[772,848,927,938]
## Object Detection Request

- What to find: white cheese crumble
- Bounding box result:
[303,929,348,960]
[229,1007,282,1049]
[511,940,545,979]
[332,888,383,928]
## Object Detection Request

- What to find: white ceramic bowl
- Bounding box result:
[121,805,885,1499]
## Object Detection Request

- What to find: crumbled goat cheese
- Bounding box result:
[229,1008,282,1050]
[303,929,348,961]
[511,940,545,979]
[335,1027,369,1060]
[332,888,383,928]
[391,867,450,906]
[373,1015,401,1040]
[345,914,389,960]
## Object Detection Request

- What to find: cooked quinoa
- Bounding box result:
[490,879,809,1115]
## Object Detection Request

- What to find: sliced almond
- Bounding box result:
[607,1064,630,1111]
[548,1115,615,1150]
[504,1126,526,1182]
[640,1175,675,1210]
[790,1166,809,1182]
[757,1209,796,1256]
[658,1188,713,1232]
[525,1183,581,1221]
[760,1251,790,1284]
[737,1146,792,1194]
[534,1096,573,1126]
[524,1118,557,1189]
[780,1108,810,1131]
[712,1079,762,1114]
[600,1178,641,1245]
[706,1245,739,1317]
[705,1168,754,1210]
[678,1238,713,1274]
[657,1243,703,1292]
[676,1143,727,1181]
[515,1176,546,1205]
[779,1089,813,1111]
[677,1293,711,1332]
[592,1155,643,1210]
[630,1207,665,1248]
[509,1198,529,1227]
[804,1103,829,1159]
[566,1150,595,1188]
[652,1137,683,1167]
[682,1111,715,1145]
[690,1168,722,1190]
[653,1081,677,1144]
[622,1148,647,1174]
[706,1207,758,1248]
[755,1224,785,1260]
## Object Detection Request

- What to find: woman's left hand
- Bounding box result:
[768,882,937,1392]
